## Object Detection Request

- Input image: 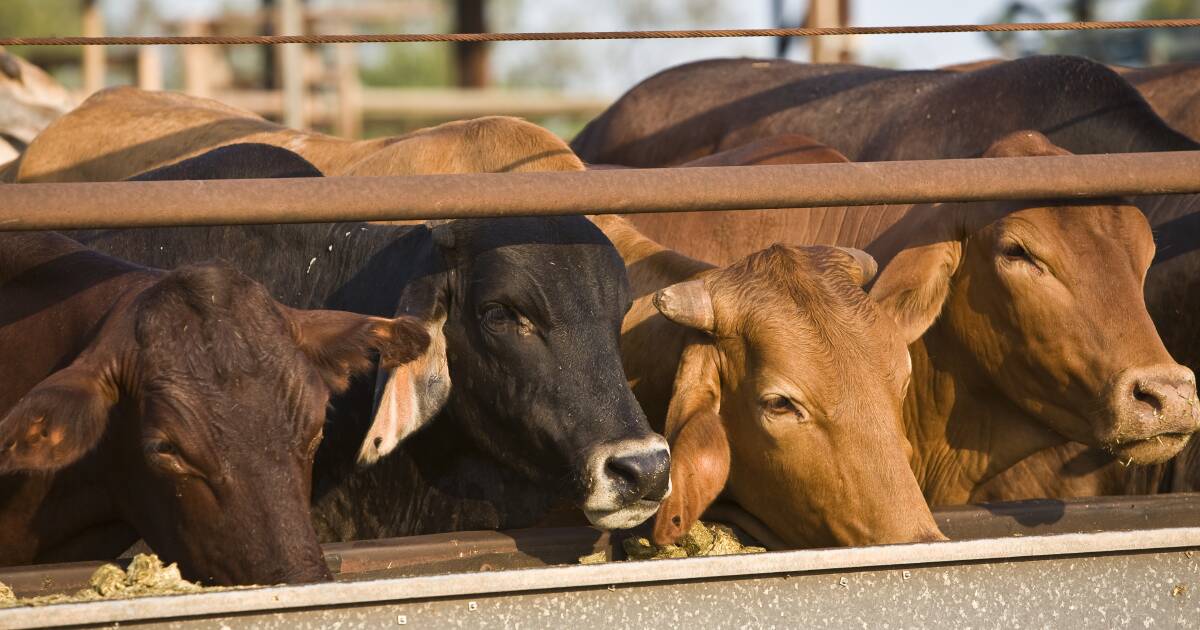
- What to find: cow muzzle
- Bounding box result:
[1100,363,1200,464]
[581,436,671,529]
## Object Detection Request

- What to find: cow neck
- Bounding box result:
[310,417,558,539]
[904,316,1070,507]
[592,215,712,431]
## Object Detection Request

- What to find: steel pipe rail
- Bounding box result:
[2,152,1200,230]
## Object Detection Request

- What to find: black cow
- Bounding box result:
[72,143,671,540]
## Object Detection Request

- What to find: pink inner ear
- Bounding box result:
[358,366,417,466]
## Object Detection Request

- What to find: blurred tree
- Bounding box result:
[360,43,453,87]
[1140,0,1200,19]
[0,0,82,64]
[986,0,1200,65]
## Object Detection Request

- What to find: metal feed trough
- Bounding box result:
[1,155,1199,626]
[0,495,1197,628]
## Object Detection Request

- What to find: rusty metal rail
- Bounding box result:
[2,151,1200,230]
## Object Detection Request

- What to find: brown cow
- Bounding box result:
[0,232,428,584]
[7,86,580,183]
[591,214,944,547]
[618,132,1199,506]
[0,47,74,168]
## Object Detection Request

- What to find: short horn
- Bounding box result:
[836,247,878,286]
[653,279,715,333]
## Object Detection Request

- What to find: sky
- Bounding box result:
[114,0,1148,96]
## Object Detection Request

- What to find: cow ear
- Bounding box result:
[0,361,116,473]
[652,336,730,546]
[359,261,452,466]
[653,279,715,333]
[833,247,878,286]
[869,237,963,346]
[289,309,431,393]
[983,130,1071,159]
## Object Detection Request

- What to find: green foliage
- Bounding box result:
[1139,0,1200,19]
[0,0,82,63]
[360,43,453,88]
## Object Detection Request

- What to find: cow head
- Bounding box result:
[365,217,670,529]
[0,47,74,156]
[650,245,944,547]
[0,261,428,585]
[871,131,1198,467]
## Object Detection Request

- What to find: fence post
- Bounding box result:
[279,0,307,129]
[81,0,106,95]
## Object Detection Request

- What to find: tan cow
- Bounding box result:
[7,86,581,183]
[592,214,944,547]
[620,131,1200,506]
[0,47,74,169]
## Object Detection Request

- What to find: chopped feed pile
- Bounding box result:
[0,554,227,608]
[580,521,766,564]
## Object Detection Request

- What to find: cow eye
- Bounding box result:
[481,303,514,328]
[147,439,177,456]
[143,438,190,475]
[480,303,534,336]
[1000,241,1036,266]
[761,395,808,421]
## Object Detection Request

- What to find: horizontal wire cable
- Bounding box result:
[2,18,1199,46]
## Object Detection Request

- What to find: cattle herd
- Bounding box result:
[1,48,1199,587]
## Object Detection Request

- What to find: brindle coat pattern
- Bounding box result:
[0,232,428,585]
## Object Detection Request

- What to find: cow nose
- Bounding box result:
[605,447,672,503]
[1105,364,1199,462]
[582,436,671,530]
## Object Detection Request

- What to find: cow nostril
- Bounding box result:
[1133,382,1164,414]
[602,448,670,502]
[604,455,642,488]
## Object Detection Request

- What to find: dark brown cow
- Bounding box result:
[940,58,1200,141]
[1116,62,1200,141]
[615,132,1199,506]
[0,232,428,584]
[570,55,1195,166]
